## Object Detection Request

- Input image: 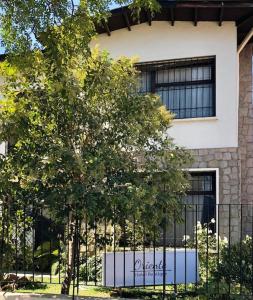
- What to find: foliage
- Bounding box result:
[0,0,191,294]
[34,241,60,272]
[213,235,253,291]
[0,0,191,230]
[0,0,161,59]
[186,220,253,296]
[0,48,191,228]
[0,207,33,272]
[79,255,102,283]
[185,220,228,283]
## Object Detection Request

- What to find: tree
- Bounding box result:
[0,0,191,295]
[0,0,161,56]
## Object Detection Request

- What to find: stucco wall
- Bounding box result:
[92,21,239,150]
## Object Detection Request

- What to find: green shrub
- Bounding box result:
[213,235,253,291]
[79,255,102,283]
[0,209,34,272]
[186,219,228,283]
[34,241,60,272]
[186,220,253,295]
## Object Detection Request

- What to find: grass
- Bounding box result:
[12,284,253,300]
[12,280,204,299]
[15,276,112,298]
[15,276,111,298]
[18,284,112,298]
[8,276,253,299]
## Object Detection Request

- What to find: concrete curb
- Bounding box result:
[0,293,140,300]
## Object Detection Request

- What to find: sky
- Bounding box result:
[0,42,4,55]
[110,3,120,9]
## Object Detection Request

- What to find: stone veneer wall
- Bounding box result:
[238,44,253,235]
[190,148,241,205]
[190,148,241,241]
[239,44,253,205]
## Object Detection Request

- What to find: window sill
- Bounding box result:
[172,116,218,123]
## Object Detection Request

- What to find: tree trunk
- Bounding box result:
[61,213,75,295]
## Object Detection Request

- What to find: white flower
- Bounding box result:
[208,230,212,234]
[223,237,228,244]
[182,235,190,241]
[245,235,252,242]
[211,218,215,224]
[196,221,202,229]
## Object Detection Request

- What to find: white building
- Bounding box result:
[92,0,253,239]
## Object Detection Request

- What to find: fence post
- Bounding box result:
[162,213,166,300]
[173,209,177,296]
[228,204,231,295]
[251,205,253,296]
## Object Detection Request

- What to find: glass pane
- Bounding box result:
[165,172,216,245]
[189,174,214,193]
[156,65,212,84]
[139,71,151,93]
[176,195,216,239]
[137,58,215,120]
[156,84,213,119]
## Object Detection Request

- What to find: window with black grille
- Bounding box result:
[167,172,216,245]
[165,171,216,245]
[186,172,216,226]
[136,57,216,119]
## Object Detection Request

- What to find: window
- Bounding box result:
[166,172,216,245]
[186,172,216,226]
[137,57,216,119]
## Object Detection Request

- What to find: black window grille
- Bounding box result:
[186,172,216,226]
[169,171,216,245]
[136,57,216,119]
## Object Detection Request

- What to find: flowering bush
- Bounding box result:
[184,219,253,294]
[185,219,228,283]
[213,235,253,291]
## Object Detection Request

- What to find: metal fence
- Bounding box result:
[0,203,253,299]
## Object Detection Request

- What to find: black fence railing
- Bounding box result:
[0,203,253,299]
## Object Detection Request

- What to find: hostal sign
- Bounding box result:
[102,249,199,287]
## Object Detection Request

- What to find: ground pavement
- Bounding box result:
[0,293,140,300]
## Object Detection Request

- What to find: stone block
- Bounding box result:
[199,162,207,168]
[199,149,209,156]
[222,175,230,183]
[215,153,223,160]
[205,155,214,162]
[208,160,218,168]
[247,185,253,194]
[229,160,238,167]
[247,168,253,177]
[223,189,230,195]
[224,168,232,175]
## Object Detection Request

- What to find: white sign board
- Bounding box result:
[102,249,199,287]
